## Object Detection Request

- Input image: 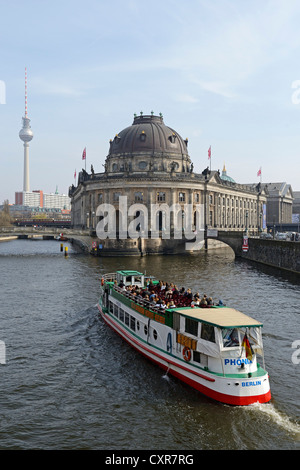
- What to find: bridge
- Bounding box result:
[2,226,299,273]
[0,226,92,252]
[0,225,249,255]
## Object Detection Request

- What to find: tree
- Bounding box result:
[0,200,12,226]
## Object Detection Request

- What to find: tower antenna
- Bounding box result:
[25,67,28,117]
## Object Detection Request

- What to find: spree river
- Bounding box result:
[0,238,299,450]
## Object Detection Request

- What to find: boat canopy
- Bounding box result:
[116,270,145,288]
[173,307,263,329]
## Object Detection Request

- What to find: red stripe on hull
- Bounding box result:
[98,306,271,406]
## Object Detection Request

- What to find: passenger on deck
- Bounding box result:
[185,288,193,300]
[207,297,214,306]
[173,285,179,295]
[149,291,156,301]
[165,287,173,299]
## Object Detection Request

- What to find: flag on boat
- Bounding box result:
[257,167,261,177]
[208,146,211,160]
[242,333,253,360]
[82,147,86,160]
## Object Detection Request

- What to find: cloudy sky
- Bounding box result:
[1,0,300,204]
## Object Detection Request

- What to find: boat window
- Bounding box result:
[125,312,130,326]
[109,302,114,314]
[200,323,215,343]
[193,351,208,367]
[130,316,136,331]
[119,308,124,322]
[193,351,201,363]
[153,329,158,340]
[144,325,148,336]
[222,328,239,348]
[185,318,198,337]
[113,304,119,318]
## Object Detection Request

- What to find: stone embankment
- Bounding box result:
[240,238,300,274]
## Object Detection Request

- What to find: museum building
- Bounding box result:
[69,113,268,255]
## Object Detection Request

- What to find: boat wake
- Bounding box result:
[249,402,300,438]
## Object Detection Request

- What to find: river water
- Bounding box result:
[0,238,299,450]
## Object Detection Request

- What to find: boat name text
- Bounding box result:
[242,381,261,387]
[224,358,252,366]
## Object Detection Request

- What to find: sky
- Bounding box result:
[1,0,300,204]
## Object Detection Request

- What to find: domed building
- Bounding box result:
[107,113,191,175]
[69,112,267,255]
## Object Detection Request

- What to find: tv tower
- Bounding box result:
[19,67,33,192]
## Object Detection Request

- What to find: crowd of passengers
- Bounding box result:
[114,278,223,310]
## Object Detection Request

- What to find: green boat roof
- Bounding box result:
[117,270,144,276]
[172,306,263,329]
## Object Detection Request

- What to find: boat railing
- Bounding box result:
[102,273,117,282]
[113,285,167,316]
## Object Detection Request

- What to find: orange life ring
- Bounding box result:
[183,346,191,362]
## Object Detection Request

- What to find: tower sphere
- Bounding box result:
[19,117,33,142]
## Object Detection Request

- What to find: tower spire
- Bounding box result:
[25,67,28,118]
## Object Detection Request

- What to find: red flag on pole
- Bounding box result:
[74,169,76,179]
[208,146,211,159]
[257,167,261,177]
[82,147,86,160]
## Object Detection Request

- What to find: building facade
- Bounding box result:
[263,182,293,226]
[69,113,271,254]
[15,190,70,210]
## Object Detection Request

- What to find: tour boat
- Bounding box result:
[97,270,271,406]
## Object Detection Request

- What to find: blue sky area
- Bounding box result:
[1,0,300,203]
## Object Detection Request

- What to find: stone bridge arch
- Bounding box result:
[206,230,245,257]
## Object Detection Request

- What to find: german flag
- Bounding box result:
[242,333,254,361]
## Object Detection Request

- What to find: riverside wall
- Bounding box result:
[240,238,300,274]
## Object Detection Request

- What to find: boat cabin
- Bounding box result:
[173,307,264,374]
[116,270,145,288]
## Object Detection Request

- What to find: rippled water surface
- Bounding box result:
[0,239,299,450]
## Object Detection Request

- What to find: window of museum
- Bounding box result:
[157,192,166,202]
[195,193,200,203]
[138,161,147,170]
[113,192,121,201]
[179,192,185,202]
[135,192,144,202]
[98,193,103,203]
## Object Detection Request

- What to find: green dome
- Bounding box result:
[220,164,235,183]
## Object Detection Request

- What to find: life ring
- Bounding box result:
[183,346,191,362]
[101,278,104,286]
